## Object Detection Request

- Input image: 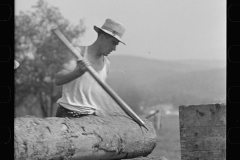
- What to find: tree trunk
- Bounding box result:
[14,114,157,160]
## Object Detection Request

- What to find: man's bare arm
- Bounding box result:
[55,59,89,86]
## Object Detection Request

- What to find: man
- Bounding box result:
[55,19,126,118]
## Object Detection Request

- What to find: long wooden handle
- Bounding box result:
[51,27,147,129]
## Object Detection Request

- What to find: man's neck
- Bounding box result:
[87,42,103,60]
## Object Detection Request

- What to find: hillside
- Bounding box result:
[106,55,226,114]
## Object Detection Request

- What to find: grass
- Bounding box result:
[149,114,181,160]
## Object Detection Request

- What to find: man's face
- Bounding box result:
[100,34,119,56]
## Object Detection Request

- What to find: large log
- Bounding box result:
[14,115,157,160]
[125,156,168,160]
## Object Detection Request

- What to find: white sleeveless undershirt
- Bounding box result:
[57,46,109,113]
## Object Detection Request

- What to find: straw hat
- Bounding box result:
[94,19,126,45]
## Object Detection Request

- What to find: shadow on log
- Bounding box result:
[14,115,157,160]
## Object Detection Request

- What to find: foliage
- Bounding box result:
[15,0,86,117]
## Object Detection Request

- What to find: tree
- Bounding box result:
[15,0,86,117]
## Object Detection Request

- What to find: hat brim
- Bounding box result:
[94,26,125,45]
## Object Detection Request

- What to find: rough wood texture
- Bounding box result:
[179,103,226,160]
[125,156,168,160]
[14,115,157,160]
[181,150,226,160]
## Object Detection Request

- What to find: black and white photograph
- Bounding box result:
[14,0,226,159]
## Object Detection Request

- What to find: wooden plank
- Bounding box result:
[180,126,226,140]
[179,104,226,160]
[179,103,226,127]
[181,150,226,160]
[181,137,226,151]
[180,126,226,151]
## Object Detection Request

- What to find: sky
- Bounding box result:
[15,0,226,61]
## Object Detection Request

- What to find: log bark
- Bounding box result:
[14,115,157,160]
[125,156,168,160]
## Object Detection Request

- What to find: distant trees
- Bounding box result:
[15,0,86,117]
[106,56,226,114]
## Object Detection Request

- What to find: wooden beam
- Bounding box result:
[179,103,226,160]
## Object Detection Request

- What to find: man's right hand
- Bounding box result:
[55,59,91,86]
[75,59,91,74]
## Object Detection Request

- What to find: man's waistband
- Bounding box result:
[58,104,96,116]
